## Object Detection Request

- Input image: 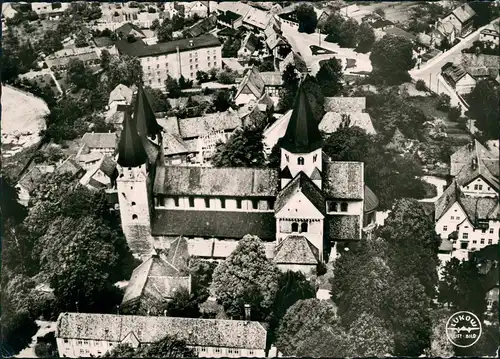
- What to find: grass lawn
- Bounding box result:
[407,95,471,146]
[310,45,336,56]
[14,19,60,44]
[26,74,59,97]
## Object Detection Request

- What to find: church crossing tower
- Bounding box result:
[279,79,323,189]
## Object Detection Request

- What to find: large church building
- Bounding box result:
[116,81,377,273]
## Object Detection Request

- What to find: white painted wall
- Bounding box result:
[117,165,151,229]
[280,148,323,187]
[460,177,498,197]
[436,202,467,239]
[455,73,477,95]
[141,46,222,89]
[156,196,274,211]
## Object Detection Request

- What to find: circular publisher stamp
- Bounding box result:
[445,311,482,348]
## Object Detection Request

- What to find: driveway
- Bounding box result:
[280,22,372,76]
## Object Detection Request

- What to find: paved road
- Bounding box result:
[410,19,499,109]
[280,22,372,75]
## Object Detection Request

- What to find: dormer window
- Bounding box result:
[297,157,304,165]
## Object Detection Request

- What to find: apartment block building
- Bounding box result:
[116,35,222,90]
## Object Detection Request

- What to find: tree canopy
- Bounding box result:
[211,126,266,168]
[210,235,280,320]
[467,80,499,140]
[370,35,414,85]
[105,55,143,91]
[106,335,196,358]
[315,58,343,97]
[295,4,318,34]
[356,22,376,53]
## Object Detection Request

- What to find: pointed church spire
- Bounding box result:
[134,82,161,138]
[117,109,148,167]
[281,78,322,153]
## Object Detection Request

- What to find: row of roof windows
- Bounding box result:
[155,196,275,210]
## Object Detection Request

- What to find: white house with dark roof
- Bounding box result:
[435,140,499,263]
[79,155,118,190]
[55,312,268,358]
[115,80,375,273]
[433,3,476,45]
[81,132,118,155]
[234,66,283,106]
[115,34,222,88]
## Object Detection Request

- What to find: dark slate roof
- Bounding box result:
[364,185,379,213]
[134,83,161,138]
[455,157,499,192]
[280,80,323,153]
[450,139,498,177]
[115,34,221,58]
[310,167,322,181]
[274,235,319,265]
[280,166,293,179]
[56,313,267,350]
[116,22,146,38]
[55,155,84,177]
[435,181,459,221]
[117,110,148,167]
[326,215,361,241]
[99,155,118,178]
[151,210,276,240]
[153,166,279,197]
[275,172,325,215]
[323,161,364,199]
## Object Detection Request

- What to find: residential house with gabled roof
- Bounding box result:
[15,165,55,206]
[217,9,243,29]
[433,3,476,45]
[279,51,308,73]
[441,62,477,95]
[216,1,252,20]
[479,22,499,45]
[319,96,374,136]
[55,155,85,178]
[242,6,272,32]
[121,237,191,315]
[81,132,118,155]
[79,155,118,191]
[158,110,243,164]
[435,139,499,263]
[183,14,217,38]
[55,312,268,358]
[234,66,265,105]
[450,139,499,178]
[116,22,146,39]
[237,32,259,61]
[115,78,375,270]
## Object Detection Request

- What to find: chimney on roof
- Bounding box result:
[472,157,478,170]
[244,304,251,321]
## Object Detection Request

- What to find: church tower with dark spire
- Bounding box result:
[280,79,323,189]
[116,84,162,256]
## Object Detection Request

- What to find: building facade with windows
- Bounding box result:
[117,81,372,273]
[435,140,499,262]
[55,312,268,358]
[116,35,222,89]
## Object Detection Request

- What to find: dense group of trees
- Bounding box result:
[467,80,499,140]
[370,35,414,85]
[1,172,136,355]
[323,126,430,209]
[106,335,196,358]
[295,4,318,34]
[275,200,438,357]
[321,12,375,52]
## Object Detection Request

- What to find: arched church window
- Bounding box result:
[328,202,338,212]
[301,222,308,233]
[132,214,138,220]
[313,154,317,163]
[291,222,299,232]
[297,157,304,165]
[285,154,289,162]
[131,202,136,206]
[341,202,348,212]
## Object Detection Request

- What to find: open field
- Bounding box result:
[1,85,49,152]
[351,2,419,25]
[13,19,59,44]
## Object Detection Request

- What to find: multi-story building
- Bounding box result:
[115,34,222,89]
[55,312,268,358]
[116,81,374,274]
[435,140,499,263]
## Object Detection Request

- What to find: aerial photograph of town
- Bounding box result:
[0,0,498,358]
